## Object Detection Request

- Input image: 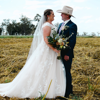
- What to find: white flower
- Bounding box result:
[62,26,65,30]
[63,46,66,49]
[58,38,63,43]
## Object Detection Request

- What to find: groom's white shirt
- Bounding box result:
[64,19,70,26]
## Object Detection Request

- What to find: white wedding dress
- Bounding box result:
[0,22,66,99]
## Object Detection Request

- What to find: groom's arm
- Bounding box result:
[66,24,77,57]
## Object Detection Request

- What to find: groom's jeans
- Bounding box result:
[61,57,73,97]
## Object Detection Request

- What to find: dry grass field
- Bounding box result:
[0,37,100,100]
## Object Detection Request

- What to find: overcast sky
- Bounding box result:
[0,0,100,35]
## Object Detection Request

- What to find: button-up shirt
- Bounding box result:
[64,19,70,26]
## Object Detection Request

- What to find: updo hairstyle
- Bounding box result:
[44,9,53,21]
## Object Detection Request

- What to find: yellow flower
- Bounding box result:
[60,45,63,49]
[66,44,68,46]
[66,42,69,44]
[62,38,65,40]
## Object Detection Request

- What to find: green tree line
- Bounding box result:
[0,14,41,35]
[0,14,99,36]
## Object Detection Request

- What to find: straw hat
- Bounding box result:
[57,6,75,17]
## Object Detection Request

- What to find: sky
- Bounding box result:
[0,0,100,35]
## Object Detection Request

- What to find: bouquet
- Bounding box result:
[47,25,74,59]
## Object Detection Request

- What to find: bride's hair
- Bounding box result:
[44,9,53,21]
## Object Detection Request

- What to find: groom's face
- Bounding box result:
[61,13,69,21]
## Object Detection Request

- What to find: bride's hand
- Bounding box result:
[54,49,60,53]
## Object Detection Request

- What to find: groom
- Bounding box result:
[57,6,77,98]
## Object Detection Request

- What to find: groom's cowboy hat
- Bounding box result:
[57,6,75,18]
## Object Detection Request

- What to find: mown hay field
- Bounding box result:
[0,37,100,100]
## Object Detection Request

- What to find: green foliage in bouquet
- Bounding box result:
[47,26,74,59]
[47,27,74,50]
[47,28,58,48]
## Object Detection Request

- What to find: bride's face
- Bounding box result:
[48,11,55,21]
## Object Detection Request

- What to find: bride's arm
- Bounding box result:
[43,26,59,53]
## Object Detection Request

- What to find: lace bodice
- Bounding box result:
[42,22,53,28]
[42,22,57,37]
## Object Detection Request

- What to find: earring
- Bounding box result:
[48,17,49,19]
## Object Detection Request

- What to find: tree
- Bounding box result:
[20,15,35,35]
[31,24,36,35]
[1,15,36,35]
[7,23,13,35]
[0,27,2,35]
[1,19,10,35]
[97,32,100,36]
[82,32,88,36]
[34,14,41,22]
[33,14,41,32]
[77,32,79,36]
[33,14,41,29]
[91,32,96,37]
[6,20,18,35]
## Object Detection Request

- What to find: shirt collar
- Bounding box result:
[64,19,70,25]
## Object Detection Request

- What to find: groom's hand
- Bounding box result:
[64,55,69,61]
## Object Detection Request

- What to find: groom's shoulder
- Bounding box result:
[70,20,77,28]
[70,20,77,26]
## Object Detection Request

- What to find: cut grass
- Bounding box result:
[0,37,100,100]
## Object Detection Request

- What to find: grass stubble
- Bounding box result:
[0,37,100,100]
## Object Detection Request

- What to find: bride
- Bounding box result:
[0,9,66,99]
